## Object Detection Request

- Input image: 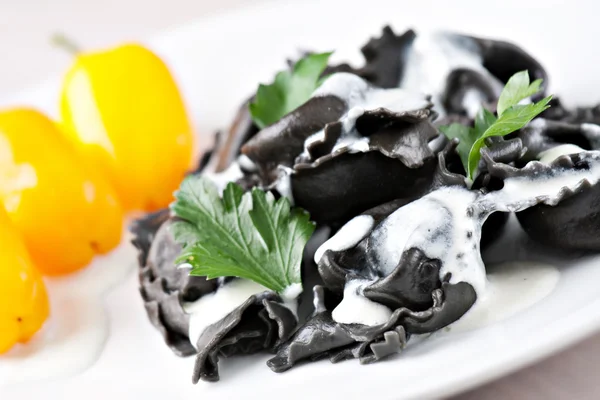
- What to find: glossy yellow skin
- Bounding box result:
[60,44,195,211]
[0,206,50,354]
[0,109,124,275]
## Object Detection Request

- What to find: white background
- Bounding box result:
[2,0,600,398]
[0,0,248,94]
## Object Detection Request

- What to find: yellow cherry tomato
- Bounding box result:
[0,205,50,354]
[0,108,124,275]
[59,44,195,212]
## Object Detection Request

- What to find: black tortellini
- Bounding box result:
[490,117,600,250]
[130,23,600,385]
[242,73,440,225]
[131,214,299,382]
[132,212,217,356]
[193,290,297,383]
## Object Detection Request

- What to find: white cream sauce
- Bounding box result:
[0,229,136,386]
[184,279,300,349]
[538,144,585,164]
[327,152,600,330]
[487,152,600,211]
[237,154,257,172]
[399,32,504,116]
[449,261,559,332]
[333,261,559,330]
[462,89,485,119]
[332,280,392,326]
[315,73,431,112]
[281,283,303,301]
[398,32,504,115]
[581,123,600,149]
[204,161,243,194]
[299,73,431,161]
[184,279,269,349]
[369,187,488,294]
[272,166,294,203]
[314,214,374,263]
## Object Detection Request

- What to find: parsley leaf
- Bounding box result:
[474,108,497,136]
[170,175,315,294]
[249,52,333,129]
[441,70,552,180]
[496,70,544,117]
[466,97,552,177]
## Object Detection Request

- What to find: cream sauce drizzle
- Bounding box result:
[0,230,136,386]
[299,73,431,161]
[487,152,600,211]
[184,279,300,349]
[370,187,487,294]
[273,166,295,203]
[203,161,244,194]
[449,261,559,332]
[538,144,585,164]
[314,215,374,263]
[331,152,600,330]
[331,280,392,326]
[399,32,503,115]
[184,279,269,349]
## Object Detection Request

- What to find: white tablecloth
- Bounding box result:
[1,0,598,398]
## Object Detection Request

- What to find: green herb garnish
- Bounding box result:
[170,175,315,294]
[249,52,332,129]
[441,70,552,180]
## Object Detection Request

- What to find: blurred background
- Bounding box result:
[0,0,251,93]
[2,0,600,399]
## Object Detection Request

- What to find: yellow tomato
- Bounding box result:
[0,205,49,354]
[60,44,195,211]
[0,108,124,275]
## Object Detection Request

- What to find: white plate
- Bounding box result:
[2,0,600,399]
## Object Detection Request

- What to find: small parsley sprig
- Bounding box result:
[441,70,552,180]
[249,52,332,129]
[170,175,315,295]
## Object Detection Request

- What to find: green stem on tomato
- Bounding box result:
[51,33,81,55]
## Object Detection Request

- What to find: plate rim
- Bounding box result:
[3,1,600,398]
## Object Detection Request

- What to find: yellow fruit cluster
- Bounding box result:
[0,44,195,353]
